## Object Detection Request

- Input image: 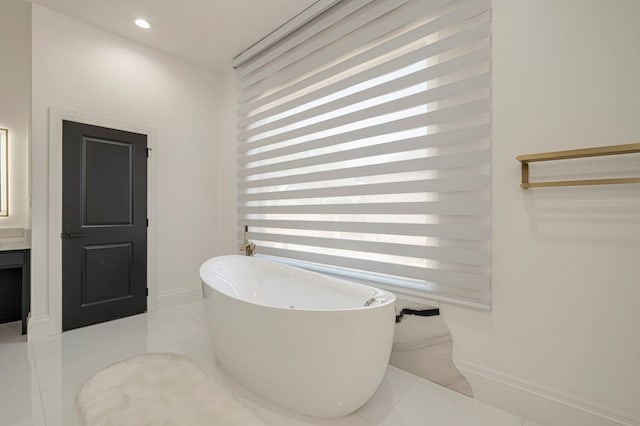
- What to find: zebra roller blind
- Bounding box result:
[236,0,492,308]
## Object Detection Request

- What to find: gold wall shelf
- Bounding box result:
[517,143,640,189]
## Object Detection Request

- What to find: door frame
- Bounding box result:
[47,108,158,336]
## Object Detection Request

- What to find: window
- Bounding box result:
[235,0,491,308]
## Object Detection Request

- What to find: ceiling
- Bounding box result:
[31,0,318,73]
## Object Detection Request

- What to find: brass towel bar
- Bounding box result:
[516,143,640,189]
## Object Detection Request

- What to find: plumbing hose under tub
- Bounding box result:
[362,297,440,323]
[395,308,440,323]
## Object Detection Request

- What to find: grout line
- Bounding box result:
[391,379,419,411]
[28,341,44,392]
[365,376,420,425]
[168,300,209,326]
[29,342,49,426]
[354,412,378,425]
[38,387,49,426]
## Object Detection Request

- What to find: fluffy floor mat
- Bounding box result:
[77,353,265,426]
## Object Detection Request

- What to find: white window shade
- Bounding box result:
[236,0,492,309]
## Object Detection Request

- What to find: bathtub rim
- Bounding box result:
[200,254,396,313]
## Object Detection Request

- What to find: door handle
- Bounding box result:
[61,231,86,239]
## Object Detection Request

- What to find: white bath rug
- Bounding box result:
[77,353,265,426]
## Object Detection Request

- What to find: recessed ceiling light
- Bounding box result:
[134,18,151,29]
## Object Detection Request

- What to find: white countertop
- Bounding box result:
[0,229,31,251]
[0,237,30,251]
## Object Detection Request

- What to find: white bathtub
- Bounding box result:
[199,255,396,418]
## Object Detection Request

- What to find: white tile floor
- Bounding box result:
[0,301,541,426]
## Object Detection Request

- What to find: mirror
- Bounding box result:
[0,128,6,216]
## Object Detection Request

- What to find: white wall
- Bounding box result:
[217,69,238,255]
[219,1,640,425]
[0,0,31,230]
[442,1,640,425]
[30,5,221,335]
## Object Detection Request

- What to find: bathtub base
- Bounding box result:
[200,256,396,418]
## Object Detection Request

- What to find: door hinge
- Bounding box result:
[146,288,149,296]
[146,218,149,227]
[146,147,152,158]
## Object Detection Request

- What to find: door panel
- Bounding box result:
[84,138,133,225]
[82,243,133,305]
[62,120,147,331]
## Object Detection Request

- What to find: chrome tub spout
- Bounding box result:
[240,226,256,256]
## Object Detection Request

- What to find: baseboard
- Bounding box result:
[456,360,640,426]
[156,287,203,310]
[27,289,201,339]
[27,315,51,341]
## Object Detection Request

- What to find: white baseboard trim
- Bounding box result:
[27,315,51,341]
[457,360,640,426]
[156,287,203,310]
[27,288,199,340]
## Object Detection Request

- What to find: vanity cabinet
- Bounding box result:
[0,249,30,334]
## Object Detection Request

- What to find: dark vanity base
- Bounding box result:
[0,249,30,334]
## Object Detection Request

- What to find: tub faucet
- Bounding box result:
[240,226,256,257]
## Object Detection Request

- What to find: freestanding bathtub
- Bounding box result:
[199,255,396,418]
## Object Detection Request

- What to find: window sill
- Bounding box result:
[257,254,491,311]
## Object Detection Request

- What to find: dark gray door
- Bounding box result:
[62,120,147,331]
